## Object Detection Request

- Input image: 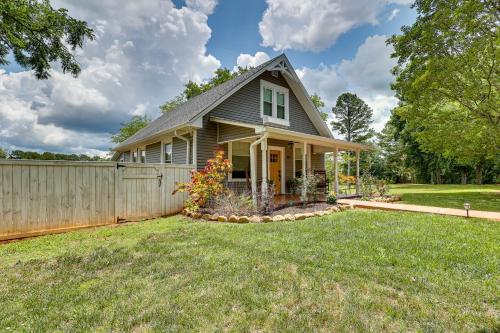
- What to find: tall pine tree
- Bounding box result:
[331,93,374,177]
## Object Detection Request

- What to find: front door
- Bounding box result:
[269,150,281,194]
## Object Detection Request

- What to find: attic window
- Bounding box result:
[260,80,289,126]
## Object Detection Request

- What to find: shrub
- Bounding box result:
[339,174,357,185]
[326,191,337,205]
[287,177,300,195]
[257,182,275,215]
[360,173,376,200]
[298,174,321,204]
[172,150,232,212]
[213,191,254,216]
[375,179,390,197]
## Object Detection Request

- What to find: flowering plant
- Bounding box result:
[172,150,232,212]
[339,174,357,185]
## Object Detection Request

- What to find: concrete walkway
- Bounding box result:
[338,199,500,221]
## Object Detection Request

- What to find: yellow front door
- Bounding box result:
[269,150,281,194]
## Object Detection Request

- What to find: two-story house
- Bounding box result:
[113,54,369,196]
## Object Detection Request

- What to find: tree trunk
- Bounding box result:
[460,171,467,185]
[435,169,442,184]
[475,165,483,184]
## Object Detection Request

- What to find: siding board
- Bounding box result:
[218,123,255,142]
[209,71,320,135]
[146,142,161,163]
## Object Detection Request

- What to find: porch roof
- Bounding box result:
[210,116,371,151]
[258,127,371,152]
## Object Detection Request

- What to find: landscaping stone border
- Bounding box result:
[185,204,355,224]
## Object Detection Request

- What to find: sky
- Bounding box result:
[0,0,416,156]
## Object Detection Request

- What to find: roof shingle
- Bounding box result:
[115,56,279,149]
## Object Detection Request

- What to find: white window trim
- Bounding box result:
[267,146,286,194]
[162,139,173,164]
[292,143,311,176]
[228,141,250,182]
[260,79,290,127]
[139,148,146,163]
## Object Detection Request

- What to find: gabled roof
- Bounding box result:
[114,54,332,150]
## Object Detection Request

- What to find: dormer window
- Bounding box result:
[260,79,289,126]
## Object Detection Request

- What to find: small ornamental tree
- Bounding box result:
[172,150,231,212]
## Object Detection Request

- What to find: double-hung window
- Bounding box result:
[263,88,273,116]
[260,80,289,126]
[164,143,172,164]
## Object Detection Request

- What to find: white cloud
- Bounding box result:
[297,35,397,132]
[234,52,271,71]
[259,0,409,52]
[388,8,400,21]
[0,0,221,155]
[338,35,396,95]
[186,0,218,15]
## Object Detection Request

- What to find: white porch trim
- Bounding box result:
[256,126,370,151]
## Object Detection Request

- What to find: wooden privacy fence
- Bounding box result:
[0,160,192,241]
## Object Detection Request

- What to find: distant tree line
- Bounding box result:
[0,149,105,161]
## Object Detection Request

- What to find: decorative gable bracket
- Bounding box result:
[269,60,296,81]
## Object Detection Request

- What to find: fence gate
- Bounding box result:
[115,164,164,221]
[114,163,191,221]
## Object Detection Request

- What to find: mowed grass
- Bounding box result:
[0,211,498,332]
[390,184,500,212]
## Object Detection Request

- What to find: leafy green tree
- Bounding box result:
[331,92,374,180]
[0,148,6,159]
[8,150,103,161]
[395,102,497,184]
[331,93,374,143]
[310,93,328,121]
[0,0,94,79]
[160,66,253,113]
[111,115,150,144]
[387,0,499,127]
[159,94,185,113]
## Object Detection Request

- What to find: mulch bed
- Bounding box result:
[198,202,335,217]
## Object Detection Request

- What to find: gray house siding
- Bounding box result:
[208,71,320,136]
[172,135,193,164]
[123,151,131,162]
[145,142,161,163]
[218,123,255,142]
[196,116,221,170]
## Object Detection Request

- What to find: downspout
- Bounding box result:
[174,130,190,165]
[250,133,268,204]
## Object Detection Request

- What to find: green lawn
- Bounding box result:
[1,212,498,332]
[389,184,500,212]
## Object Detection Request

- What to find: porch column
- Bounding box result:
[334,147,339,194]
[261,137,268,194]
[250,143,257,200]
[355,150,360,195]
[301,141,307,197]
[302,141,307,176]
